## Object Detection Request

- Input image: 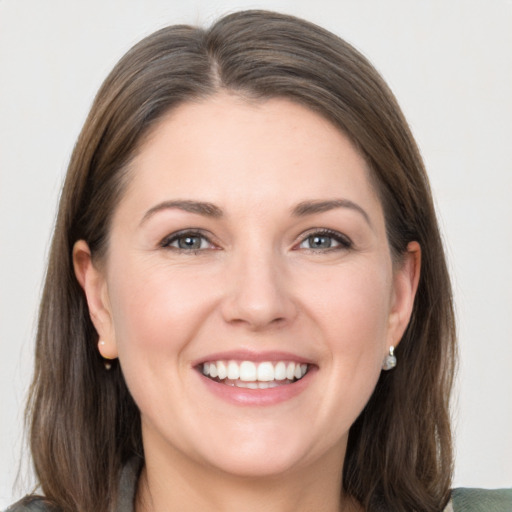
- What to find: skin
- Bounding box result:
[74,93,420,512]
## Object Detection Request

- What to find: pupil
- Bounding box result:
[310,235,331,248]
[179,236,201,249]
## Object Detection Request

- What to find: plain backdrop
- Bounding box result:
[1,0,511,507]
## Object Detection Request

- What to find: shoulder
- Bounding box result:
[4,458,142,512]
[4,496,60,512]
[451,488,512,512]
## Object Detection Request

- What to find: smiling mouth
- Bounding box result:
[201,360,309,389]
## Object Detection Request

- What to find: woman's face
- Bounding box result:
[76,94,419,478]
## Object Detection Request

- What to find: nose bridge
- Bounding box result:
[221,236,295,329]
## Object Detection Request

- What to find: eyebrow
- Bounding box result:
[140,198,372,227]
[292,199,372,227]
[140,200,223,225]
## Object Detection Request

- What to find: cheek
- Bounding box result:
[299,258,392,406]
[302,259,393,347]
[107,258,220,361]
[105,258,223,432]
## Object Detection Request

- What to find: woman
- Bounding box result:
[7,10,511,512]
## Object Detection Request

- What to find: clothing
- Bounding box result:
[450,488,512,511]
[5,461,512,512]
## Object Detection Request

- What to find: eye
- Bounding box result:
[297,229,352,251]
[161,230,215,252]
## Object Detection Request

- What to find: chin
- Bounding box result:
[189,423,341,480]
[203,449,309,479]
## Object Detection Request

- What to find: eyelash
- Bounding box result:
[160,228,352,253]
[295,229,352,252]
[160,230,215,253]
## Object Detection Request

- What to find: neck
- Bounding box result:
[135,441,359,512]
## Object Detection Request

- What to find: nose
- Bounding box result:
[220,248,298,330]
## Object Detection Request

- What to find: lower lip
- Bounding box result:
[197,369,315,406]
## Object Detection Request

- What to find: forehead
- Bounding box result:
[118,93,383,222]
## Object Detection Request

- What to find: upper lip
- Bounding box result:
[192,349,315,367]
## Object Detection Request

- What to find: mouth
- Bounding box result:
[200,360,309,389]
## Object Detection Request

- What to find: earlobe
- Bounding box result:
[387,241,421,349]
[98,340,117,368]
[72,240,118,359]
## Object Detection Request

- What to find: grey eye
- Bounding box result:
[162,232,212,251]
[176,235,204,250]
[305,235,334,249]
[300,234,340,250]
[297,230,352,251]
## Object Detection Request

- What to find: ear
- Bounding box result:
[73,240,118,360]
[387,241,421,349]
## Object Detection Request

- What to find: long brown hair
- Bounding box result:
[26,10,456,512]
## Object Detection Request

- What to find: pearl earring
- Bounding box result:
[98,340,113,370]
[382,346,397,371]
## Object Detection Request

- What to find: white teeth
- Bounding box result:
[233,381,280,389]
[202,360,309,384]
[274,361,287,380]
[286,362,296,380]
[257,362,274,381]
[227,361,239,380]
[217,361,227,380]
[235,381,258,389]
[258,381,279,389]
[239,361,257,381]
